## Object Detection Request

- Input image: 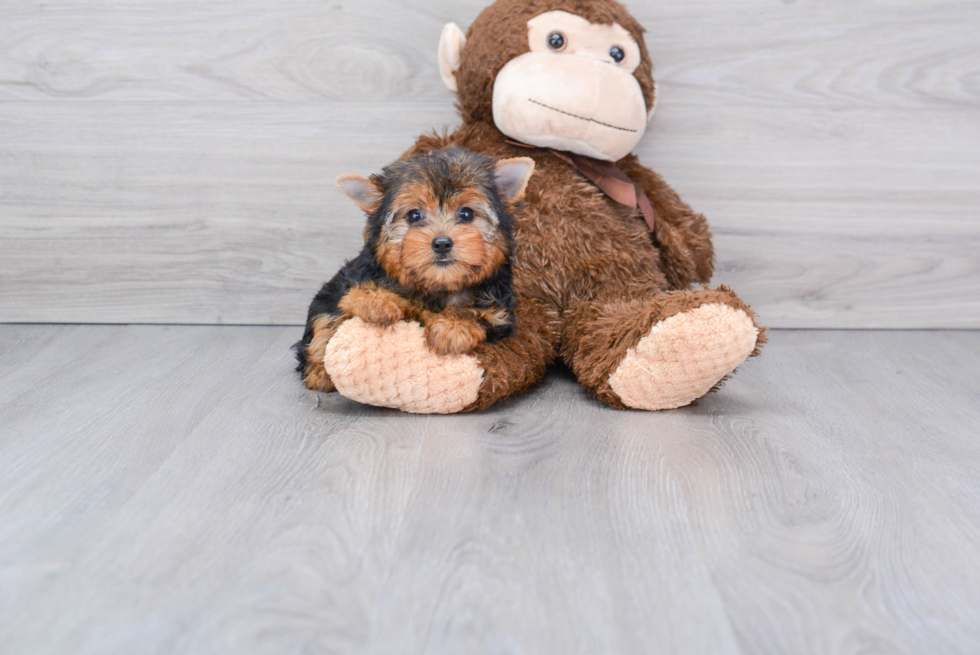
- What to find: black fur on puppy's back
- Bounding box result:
[293,243,387,373]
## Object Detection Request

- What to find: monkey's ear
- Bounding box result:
[494,157,536,203]
[336,175,382,213]
[438,23,467,93]
[647,81,659,122]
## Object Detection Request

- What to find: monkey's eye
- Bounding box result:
[609,46,625,64]
[547,32,567,52]
[407,209,423,224]
[457,207,474,222]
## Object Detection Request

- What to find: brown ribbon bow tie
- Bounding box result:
[506,140,657,232]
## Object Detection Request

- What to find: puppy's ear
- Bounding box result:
[336,175,382,213]
[494,157,536,203]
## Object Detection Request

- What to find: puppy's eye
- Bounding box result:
[457,207,474,222]
[548,32,567,52]
[609,46,625,64]
[407,209,423,224]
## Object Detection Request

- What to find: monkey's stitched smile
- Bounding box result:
[528,98,638,133]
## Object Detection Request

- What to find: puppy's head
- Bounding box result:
[337,148,534,295]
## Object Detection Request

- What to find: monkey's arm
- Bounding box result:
[617,154,715,290]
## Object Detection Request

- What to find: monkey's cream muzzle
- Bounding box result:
[492,54,647,161]
[490,10,650,162]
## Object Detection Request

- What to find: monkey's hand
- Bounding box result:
[323,318,484,414]
[337,283,414,327]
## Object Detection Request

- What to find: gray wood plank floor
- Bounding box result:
[2,0,978,327]
[1,325,979,654]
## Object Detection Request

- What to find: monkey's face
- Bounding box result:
[374,185,509,295]
[492,11,649,161]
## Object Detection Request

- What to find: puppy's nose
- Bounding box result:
[431,237,454,254]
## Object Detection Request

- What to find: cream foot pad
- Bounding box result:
[324,318,484,414]
[609,303,759,411]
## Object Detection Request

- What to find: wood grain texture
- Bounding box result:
[0,325,979,654]
[2,0,976,107]
[1,0,978,327]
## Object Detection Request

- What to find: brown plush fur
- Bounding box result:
[400,119,760,410]
[468,296,561,411]
[313,0,763,410]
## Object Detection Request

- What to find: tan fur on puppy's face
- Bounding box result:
[374,183,509,295]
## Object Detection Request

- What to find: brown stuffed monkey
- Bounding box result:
[299,0,765,413]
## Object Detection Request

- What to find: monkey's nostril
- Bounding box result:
[432,237,454,254]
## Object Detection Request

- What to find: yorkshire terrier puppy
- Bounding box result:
[296,147,535,393]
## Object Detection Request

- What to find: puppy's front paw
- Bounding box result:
[338,285,407,326]
[354,298,405,326]
[425,314,486,356]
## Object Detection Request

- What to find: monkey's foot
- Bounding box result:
[608,303,759,411]
[323,318,484,414]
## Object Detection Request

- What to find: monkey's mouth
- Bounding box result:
[528,98,638,133]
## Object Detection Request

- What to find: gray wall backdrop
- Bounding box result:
[1,0,978,328]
